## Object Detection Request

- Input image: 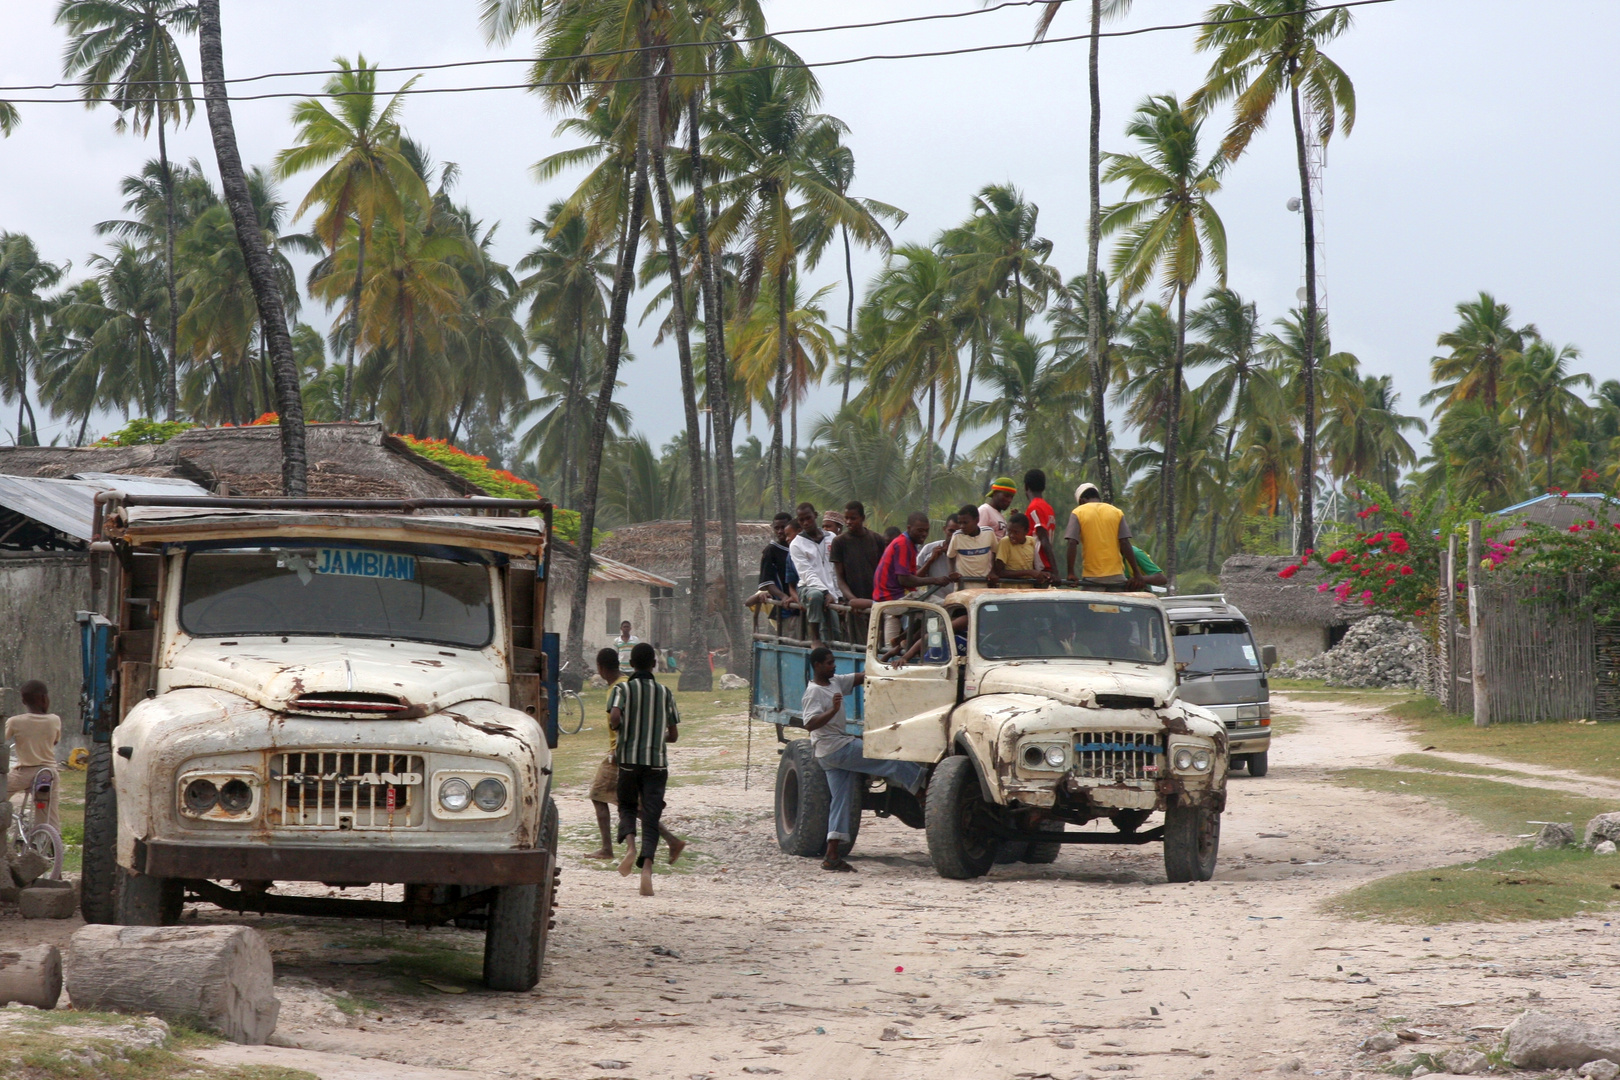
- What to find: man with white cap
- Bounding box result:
[1064,482,1146,591]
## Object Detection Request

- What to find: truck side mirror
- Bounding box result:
[1261,645,1277,669]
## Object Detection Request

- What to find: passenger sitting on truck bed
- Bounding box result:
[790,503,843,646]
[992,512,1052,589]
[801,647,926,873]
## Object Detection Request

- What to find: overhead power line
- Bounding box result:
[0,0,1394,105]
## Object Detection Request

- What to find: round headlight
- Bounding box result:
[473,777,507,812]
[438,777,472,812]
[1192,750,1212,772]
[1023,745,1045,768]
[218,779,253,813]
[1173,748,1195,771]
[183,778,218,813]
[1044,746,1067,768]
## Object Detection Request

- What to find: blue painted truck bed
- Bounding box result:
[750,639,865,728]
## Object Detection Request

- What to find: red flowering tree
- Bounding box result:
[1507,511,1620,617]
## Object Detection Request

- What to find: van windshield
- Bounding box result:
[181,548,494,648]
[1173,619,1259,674]
[976,599,1167,665]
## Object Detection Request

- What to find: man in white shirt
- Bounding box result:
[979,476,1017,541]
[790,502,843,646]
[614,621,640,669]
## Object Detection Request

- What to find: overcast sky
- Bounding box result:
[2,0,1616,456]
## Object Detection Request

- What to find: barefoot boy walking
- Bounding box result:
[610,643,680,895]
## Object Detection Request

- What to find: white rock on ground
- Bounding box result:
[1504,1011,1620,1069]
[1536,822,1577,849]
[1584,812,1620,850]
[1579,1061,1620,1080]
[1441,1048,1490,1075]
[1596,840,1618,855]
[1274,615,1430,689]
[718,673,750,690]
[1361,1032,1402,1052]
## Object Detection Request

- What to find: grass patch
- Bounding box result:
[334,933,484,994]
[549,676,751,790]
[1389,753,1527,778]
[0,1012,311,1080]
[1336,768,1611,837]
[1269,679,1425,709]
[1328,845,1620,923]
[1386,698,1620,782]
[1269,713,1304,737]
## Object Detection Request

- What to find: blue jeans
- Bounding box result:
[819,739,925,844]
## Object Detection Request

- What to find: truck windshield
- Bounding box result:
[976,599,1167,664]
[1173,619,1260,674]
[181,548,494,648]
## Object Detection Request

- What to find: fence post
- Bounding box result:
[1467,519,1489,727]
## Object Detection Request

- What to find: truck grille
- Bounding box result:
[269,752,426,829]
[1072,732,1163,781]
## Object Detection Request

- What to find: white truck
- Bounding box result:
[766,589,1229,881]
[77,495,559,991]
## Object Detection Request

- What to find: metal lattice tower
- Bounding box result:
[1300,94,1328,325]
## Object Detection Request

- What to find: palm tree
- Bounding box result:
[1507,340,1590,490]
[1426,291,1534,416]
[1193,0,1357,553]
[1049,268,1131,480]
[862,244,966,515]
[0,234,67,445]
[1034,0,1134,501]
[0,102,17,136]
[958,330,1087,481]
[514,335,633,492]
[1423,400,1523,510]
[360,217,466,436]
[1188,287,1274,568]
[1319,373,1424,497]
[196,0,306,494]
[58,0,198,422]
[445,219,527,444]
[731,279,837,500]
[1102,93,1227,581]
[40,245,168,433]
[939,184,1060,336]
[274,56,428,421]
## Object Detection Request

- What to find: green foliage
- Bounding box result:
[94,417,196,445]
[1238,513,1292,555]
[1327,844,1620,924]
[1503,508,1620,617]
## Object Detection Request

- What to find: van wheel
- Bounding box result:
[114,866,183,926]
[775,741,831,857]
[1163,803,1220,883]
[1229,755,1247,773]
[80,742,118,924]
[1021,821,1065,864]
[484,796,558,991]
[1246,751,1269,777]
[925,756,996,880]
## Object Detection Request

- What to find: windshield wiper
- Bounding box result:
[1179,665,1258,679]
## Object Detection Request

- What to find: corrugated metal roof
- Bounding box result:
[589,553,677,589]
[0,473,209,541]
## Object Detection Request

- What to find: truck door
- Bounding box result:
[863,601,958,757]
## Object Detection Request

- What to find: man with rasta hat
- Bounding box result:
[979,476,1017,541]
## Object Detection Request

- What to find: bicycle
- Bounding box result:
[555,663,586,735]
[6,764,64,881]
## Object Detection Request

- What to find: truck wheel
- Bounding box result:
[114,866,183,926]
[483,796,559,992]
[1246,751,1269,777]
[80,742,118,924]
[993,840,1028,864]
[925,756,996,880]
[1163,803,1220,883]
[775,740,831,858]
[1021,821,1065,864]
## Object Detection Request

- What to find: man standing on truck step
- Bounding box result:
[980,477,1017,540]
[4,680,60,831]
[802,647,926,873]
[1064,482,1146,592]
[790,502,843,646]
[611,643,680,896]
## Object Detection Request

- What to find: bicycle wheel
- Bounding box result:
[558,691,586,735]
[25,825,63,880]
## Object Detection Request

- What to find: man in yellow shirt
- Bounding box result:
[5,680,61,832]
[992,512,1052,588]
[1063,483,1146,591]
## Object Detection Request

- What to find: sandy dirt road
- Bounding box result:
[5,693,1618,1080]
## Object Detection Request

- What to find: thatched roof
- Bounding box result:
[0,423,480,500]
[595,519,776,584]
[1219,553,1362,626]
[546,538,677,590]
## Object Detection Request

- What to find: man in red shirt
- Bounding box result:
[1024,468,1058,575]
[873,511,959,603]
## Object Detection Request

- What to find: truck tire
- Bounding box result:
[925,756,996,880]
[993,840,1028,864]
[114,866,183,926]
[483,796,559,992]
[1021,821,1065,864]
[1163,803,1220,883]
[80,742,118,924]
[1245,751,1269,777]
[775,740,831,857]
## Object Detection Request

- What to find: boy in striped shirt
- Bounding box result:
[610,642,680,895]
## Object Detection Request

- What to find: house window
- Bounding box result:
[605,598,621,637]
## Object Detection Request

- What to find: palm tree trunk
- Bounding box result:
[841,223,855,407]
[1163,284,1187,584]
[568,59,653,671]
[688,92,743,666]
[1086,0,1114,502]
[1290,75,1318,554]
[649,110,711,693]
[789,394,798,502]
[1207,370,1246,574]
[1014,266,1025,334]
[157,113,181,423]
[197,0,307,496]
[771,269,789,510]
[560,307,586,507]
[948,333,978,470]
[396,289,411,435]
[922,378,935,516]
[341,227,363,421]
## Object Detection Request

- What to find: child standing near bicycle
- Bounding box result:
[5,680,60,831]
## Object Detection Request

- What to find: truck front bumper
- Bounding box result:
[133,838,551,886]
